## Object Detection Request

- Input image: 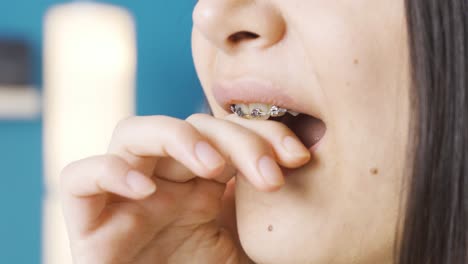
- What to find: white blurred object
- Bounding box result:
[42,2,137,264]
[0,86,41,119]
[0,38,41,119]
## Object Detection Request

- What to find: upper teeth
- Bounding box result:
[230,103,299,120]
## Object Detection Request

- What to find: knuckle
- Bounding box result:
[233,129,271,154]
[248,135,276,156]
[169,120,198,139]
[111,115,137,141]
[94,155,126,179]
[186,113,211,123]
[60,160,76,179]
[247,136,271,153]
[236,123,264,141]
[113,115,181,141]
[114,115,136,132]
[145,115,195,137]
[59,161,79,190]
[59,155,127,193]
[147,114,174,124]
[59,158,92,194]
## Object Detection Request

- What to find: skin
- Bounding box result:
[192,0,410,263]
[60,0,410,264]
[61,114,306,263]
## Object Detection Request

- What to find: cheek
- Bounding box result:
[192,28,212,89]
[235,2,409,262]
[295,2,410,170]
[192,29,226,116]
[297,4,410,257]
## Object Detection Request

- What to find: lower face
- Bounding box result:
[192,1,411,263]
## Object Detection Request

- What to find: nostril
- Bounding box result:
[228,31,260,44]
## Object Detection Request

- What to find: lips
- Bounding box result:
[212,77,326,152]
[213,78,318,117]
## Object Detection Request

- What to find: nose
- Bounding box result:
[193,0,286,53]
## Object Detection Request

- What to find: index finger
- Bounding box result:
[107,115,226,179]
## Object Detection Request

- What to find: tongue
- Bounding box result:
[280,114,326,149]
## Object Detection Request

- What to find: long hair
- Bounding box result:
[397,0,467,263]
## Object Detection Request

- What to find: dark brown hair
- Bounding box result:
[396,0,467,263]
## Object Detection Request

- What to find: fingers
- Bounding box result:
[154,157,238,184]
[186,114,290,191]
[154,113,309,189]
[62,155,157,198]
[223,114,311,168]
[60,155,156,234]
[107,115,226,179]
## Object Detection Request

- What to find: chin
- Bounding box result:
[233,162,398,264]
[234,171,332,264]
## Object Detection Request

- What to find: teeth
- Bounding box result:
[270,105,288,117]
[230,104,250,117]
[249,103,271,120]
[230,103,294,120]
[288,111,300,116]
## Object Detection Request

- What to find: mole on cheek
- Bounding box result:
[353,59,359,65]
[268,225,274,232]
[370,168,379,175]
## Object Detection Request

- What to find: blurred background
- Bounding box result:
[0,0,204,263]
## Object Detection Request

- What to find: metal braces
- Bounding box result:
[230,104,290,120]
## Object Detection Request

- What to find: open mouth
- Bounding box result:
[213,79,327,152]
[270,112,326,151]
[229,103,327,151]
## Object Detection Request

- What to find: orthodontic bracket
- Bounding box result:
[230,104,290,120]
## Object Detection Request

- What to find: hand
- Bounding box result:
[60,113,310,264]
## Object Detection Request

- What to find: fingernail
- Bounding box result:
[126,170,156,195]
[195,141,225,171]
[257,156,285,187]
[283,136,310,158]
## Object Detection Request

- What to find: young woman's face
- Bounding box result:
[192,1,410,263]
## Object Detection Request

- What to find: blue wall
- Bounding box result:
[0,1,203,263]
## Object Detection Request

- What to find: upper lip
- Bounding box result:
[212,77,320,118]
